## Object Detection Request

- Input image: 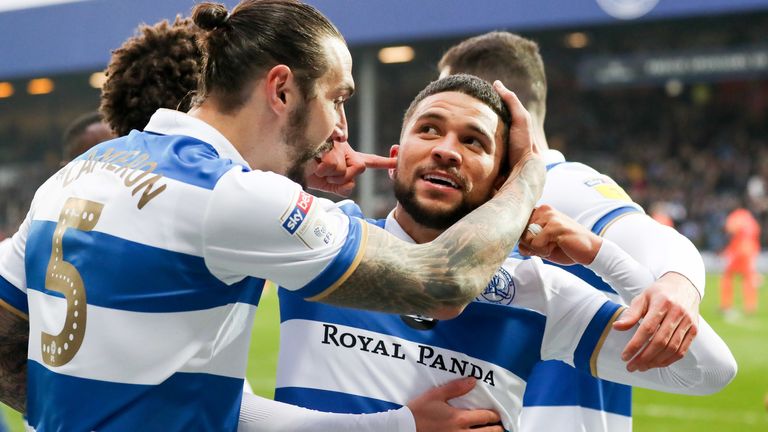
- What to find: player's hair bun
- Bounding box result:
[192,2,230,31]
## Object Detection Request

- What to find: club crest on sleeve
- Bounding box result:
[480,267,515,304]
[281,191,314,235]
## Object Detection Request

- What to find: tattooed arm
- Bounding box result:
[321,85,546,319]
[0,307,27,413]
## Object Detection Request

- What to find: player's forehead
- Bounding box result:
[315,36,354,97]
[408,91,500,137]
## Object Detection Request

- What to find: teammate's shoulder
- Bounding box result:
[546,159,602,178]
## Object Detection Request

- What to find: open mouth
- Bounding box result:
[422,173,461,189]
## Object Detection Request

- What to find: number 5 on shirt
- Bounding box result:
[41,198,103,366]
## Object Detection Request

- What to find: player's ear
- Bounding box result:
[265,65,296,116]
[388,144,399,180]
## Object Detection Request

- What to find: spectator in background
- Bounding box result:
[61,111,115,162]
[721,207,761,316]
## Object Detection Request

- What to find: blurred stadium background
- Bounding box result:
[1,0,767,430]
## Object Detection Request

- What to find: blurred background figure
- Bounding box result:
[650,201,676,228]
[61,111,115,163]
[721,207,762,316]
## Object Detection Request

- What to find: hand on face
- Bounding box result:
[492,81,542,173]
[305,139,396,197]
[518,205,602,265]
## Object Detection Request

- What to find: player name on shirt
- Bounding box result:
[321,323,498,386]
[56,146,168,209]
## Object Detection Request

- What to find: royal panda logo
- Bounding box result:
[596,0,660,20]
[400,314,439,331]
[480,267,516,305]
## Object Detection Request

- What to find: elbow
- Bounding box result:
[429,304,468,320]
[690,353,738,396]
[707,354,738,395]
[423,276,480,319]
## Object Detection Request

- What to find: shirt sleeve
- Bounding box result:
[0,210,32,318]
[541,162,643,234]
[238,392,415,432]
[601,212,705,299]
[586,240,737,395]
[534,260,624,373]
[202,169,368,300]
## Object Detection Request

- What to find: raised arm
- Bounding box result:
[520,208,736,394]
[322,85,545,318]
[541,162,705,370]
[601,214,704,369]
[587,240,735,394]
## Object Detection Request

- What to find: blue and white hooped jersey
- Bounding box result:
[275,215,625,432]
[520,150,644,432]
[0,109,368,431]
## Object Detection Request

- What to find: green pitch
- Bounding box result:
[3,275,767,431]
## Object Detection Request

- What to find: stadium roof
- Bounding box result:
[1,0,767,79]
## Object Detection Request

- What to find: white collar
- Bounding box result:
[384,209,417,244]
[143,108,251,169]
[542,149,566,166]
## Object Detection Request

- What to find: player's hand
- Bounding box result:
[518,205,603,265]
[407,378,503,432]
[613,272,701,371]
[493,80,542,172]
[305,140,396,197]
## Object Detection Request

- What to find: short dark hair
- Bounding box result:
[403,74,510,139]
[438,32,547,121]
[401,74,511,174]
[100,16,202,136]
[192,0,344,112]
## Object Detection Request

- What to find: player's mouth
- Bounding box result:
[313,140,335,161]
[420,171,464,191]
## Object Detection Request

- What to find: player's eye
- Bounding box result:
[418,125,439,136]
[461,136,481,146]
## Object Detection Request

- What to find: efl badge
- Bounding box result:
[480,268,516,305]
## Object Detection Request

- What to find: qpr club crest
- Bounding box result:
[480,267,515,305]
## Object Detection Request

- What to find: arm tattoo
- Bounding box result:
[325,157,545,315]
[0,308,28,413]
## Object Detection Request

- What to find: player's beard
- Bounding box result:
[393,171,484,230]
[283,100,319,188]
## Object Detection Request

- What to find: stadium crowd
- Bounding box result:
[544,79,768,251]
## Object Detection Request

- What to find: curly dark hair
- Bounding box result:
[100,16,202,136]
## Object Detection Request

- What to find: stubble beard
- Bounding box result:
[393,173,482,230]
[283,100,319,188]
